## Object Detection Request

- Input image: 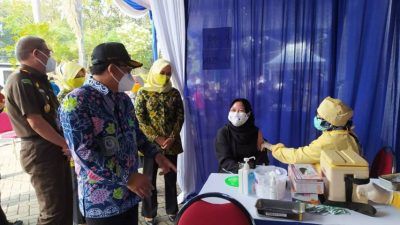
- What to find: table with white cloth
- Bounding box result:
[199,173,399,225]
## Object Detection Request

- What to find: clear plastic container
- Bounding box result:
[254,165,287,200]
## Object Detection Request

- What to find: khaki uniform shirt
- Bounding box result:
[4,65,60,138]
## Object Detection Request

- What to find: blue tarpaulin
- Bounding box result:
[185,0,400,192]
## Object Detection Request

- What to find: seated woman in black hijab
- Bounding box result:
[215,98,269,173]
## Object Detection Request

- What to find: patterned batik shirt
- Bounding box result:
[59,78,160,218]
[134,88,184,155]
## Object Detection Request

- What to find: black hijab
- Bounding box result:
[227,98,259,144]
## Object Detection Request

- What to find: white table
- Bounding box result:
[199,173,399,225]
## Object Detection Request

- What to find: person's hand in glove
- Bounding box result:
[356,182,393,204]
[261,141,273,151]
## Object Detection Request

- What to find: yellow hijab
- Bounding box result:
[56,62,86,91]
[141,59,173,93]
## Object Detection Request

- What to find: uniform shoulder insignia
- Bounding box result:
[21,79,33,86]
[20,69,30,74]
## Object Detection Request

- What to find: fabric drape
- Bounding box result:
[186,0,400,192]
[151,0,197,202]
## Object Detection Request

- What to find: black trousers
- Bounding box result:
[85,205,138,225]
[141,154,178,218]
[70,164,85,224]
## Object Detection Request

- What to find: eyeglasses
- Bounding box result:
[39,48,53,56]
[116,64,133,73]
[160,71,172,76]
[114,64,133,73]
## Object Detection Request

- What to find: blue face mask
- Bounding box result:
[314,116,329,131]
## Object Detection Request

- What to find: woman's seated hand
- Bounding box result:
[261,141,273,151]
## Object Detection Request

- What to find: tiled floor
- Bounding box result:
[0,140,179,225]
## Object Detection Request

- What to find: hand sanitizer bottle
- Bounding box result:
[238,156,255,195]
[238,163,244,194]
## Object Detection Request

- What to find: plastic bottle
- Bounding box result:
[238,156,255,195]
[248,171,255,195]
[269,171,277,199]
[238,163,244,194]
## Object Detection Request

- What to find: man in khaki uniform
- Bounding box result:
[4,36,72,225]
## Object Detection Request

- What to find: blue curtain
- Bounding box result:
[185,0,400,193]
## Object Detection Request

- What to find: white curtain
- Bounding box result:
[113,0,150,18]
[151,0,197,202]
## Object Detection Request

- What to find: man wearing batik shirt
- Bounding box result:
[59,42,176,225]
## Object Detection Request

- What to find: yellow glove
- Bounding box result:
[356,182,393,204]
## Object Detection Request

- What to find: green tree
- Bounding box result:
[0,0,153,69]
[82,0,153,69]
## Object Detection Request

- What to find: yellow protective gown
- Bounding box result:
[271,130,360,168]
[392,192,400,208]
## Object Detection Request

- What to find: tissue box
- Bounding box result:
[320,150,369,203]
[288,164,324,194]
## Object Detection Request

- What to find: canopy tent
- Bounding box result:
[116,0,400,200]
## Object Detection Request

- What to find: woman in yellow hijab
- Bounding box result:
[56,62,86,102]
[141,59,173,93]
[134,59,184,224]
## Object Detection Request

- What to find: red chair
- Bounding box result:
[370,147,396,178]
[0,112,18,155]
[175,192,254,225]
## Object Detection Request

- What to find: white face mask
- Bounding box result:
[228,111,249,127]
[36,50,56,73]
[110,66,135,92]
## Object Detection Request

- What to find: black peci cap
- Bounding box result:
[91,42,142,68]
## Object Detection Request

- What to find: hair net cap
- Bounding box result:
[317,96,353,126]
